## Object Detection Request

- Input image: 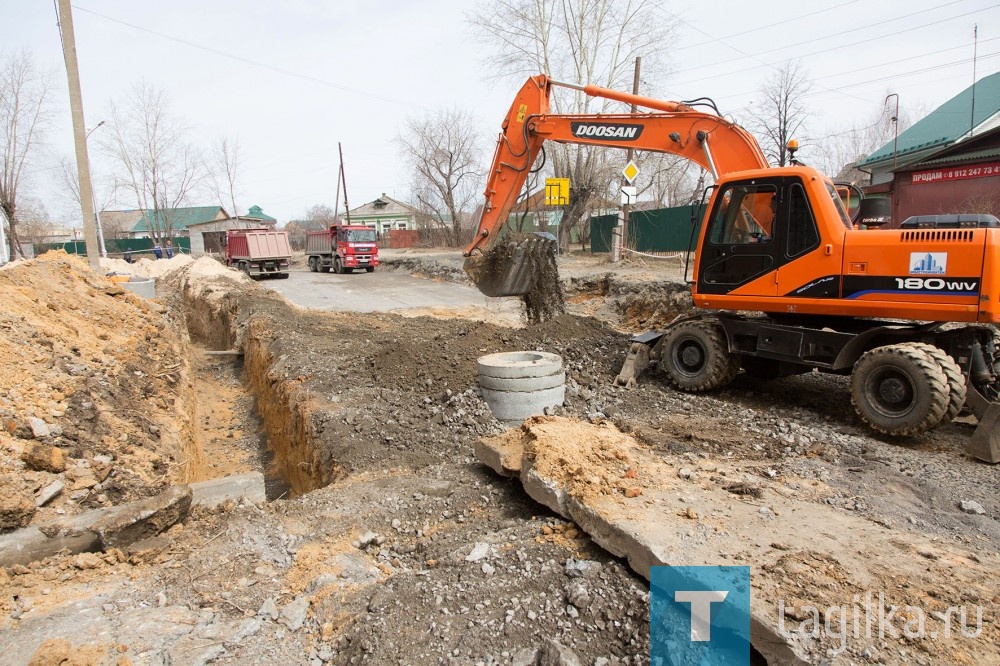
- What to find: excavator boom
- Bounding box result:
[463,74,770,297]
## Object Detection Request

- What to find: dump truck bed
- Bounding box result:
[228,230,292,261]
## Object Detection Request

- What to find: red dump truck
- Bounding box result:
[225,228,291,279]
[305,224,379,274]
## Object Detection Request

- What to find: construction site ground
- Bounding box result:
[0,248,996,666]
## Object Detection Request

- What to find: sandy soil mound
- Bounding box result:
[0,252,191,529]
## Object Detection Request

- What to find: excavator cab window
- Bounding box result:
[786,183,821,257]
[826,183,853,229]
[708,184,777,246]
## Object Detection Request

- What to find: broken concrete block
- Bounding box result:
[21,443,67,473]
[474,434,523,477]
[91,484,192,549]
[190,472,265,508]
[521,460,570,518]
[28,417,50,439]
[35,480,65,507]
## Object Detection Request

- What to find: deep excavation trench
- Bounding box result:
[179,280,327,497]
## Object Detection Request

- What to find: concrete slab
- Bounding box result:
[92,484,192,548]
[476,416,1000,665]
[0,485,192,567]
[190,471,266,508]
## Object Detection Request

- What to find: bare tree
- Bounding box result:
[57,155,117,225]
[812,94,919,183]
[747,61,811,167]
[210,136,242,220]
[397,108,483,246]
[99,82,204,242]
[14,196,53,247]
[0,50,53,258]
[303,204,336,230]
[470,0,678,251]
[638,153,700,207]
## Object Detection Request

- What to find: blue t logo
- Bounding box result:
[651,566,751,665]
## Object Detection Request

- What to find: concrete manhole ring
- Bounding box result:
[476,351,563,379]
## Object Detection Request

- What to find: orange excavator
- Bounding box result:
[463,74,1000,462]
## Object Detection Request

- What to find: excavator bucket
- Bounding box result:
[967,401,1000,464]
[463,233,559,298]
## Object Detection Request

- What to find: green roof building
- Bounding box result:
[859,71,1000,184]
[858,70,1000,226]
[244,205,277,223]
[127,206,229,237]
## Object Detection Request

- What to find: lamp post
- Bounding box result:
[86,120,107,257]
[884,94,899,171]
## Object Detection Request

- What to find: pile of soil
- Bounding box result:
[0,253,192,530]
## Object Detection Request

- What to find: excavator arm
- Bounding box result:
[463,74,770,297]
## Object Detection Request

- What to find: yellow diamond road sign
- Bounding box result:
[622,161,639,184]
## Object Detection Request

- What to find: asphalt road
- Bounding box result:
[258,266,521,318]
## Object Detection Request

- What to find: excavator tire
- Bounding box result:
[901,342,966,425]
[660,319,739,392]
[850,344,950,436]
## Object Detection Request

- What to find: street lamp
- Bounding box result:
[86,120,107,257]
[884,94,899,171]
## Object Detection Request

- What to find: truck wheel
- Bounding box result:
[660,319,739,392]
[334,257,344,274]
[365,266,374,273]
[308,257,318,272]
[850,344,950,436]
[902,343,966,424]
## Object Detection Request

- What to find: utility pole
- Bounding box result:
[338,143,352,225]
[56,0,100,272]
[618,56,641,260]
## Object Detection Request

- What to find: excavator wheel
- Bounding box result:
[660,319,739,392]
[850,344,950,436]
[901,342,966,425]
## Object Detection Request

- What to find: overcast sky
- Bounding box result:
[4,0,999,226]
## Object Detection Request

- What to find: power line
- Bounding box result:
[675,0,965,76]
[807,36,1000,84]
[670,16,873,105]
[70,4,430,111]
[718,51,1000,120]
[669,0,865,51]
[670,3,997,88]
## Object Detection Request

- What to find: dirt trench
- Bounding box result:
[176,276,327,496]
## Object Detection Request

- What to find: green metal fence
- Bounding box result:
[36,237,191,260]
[590,204,702,253]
